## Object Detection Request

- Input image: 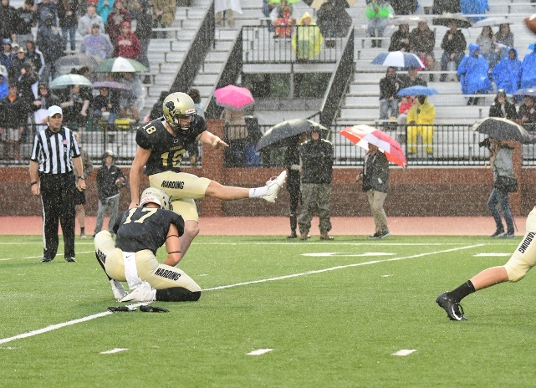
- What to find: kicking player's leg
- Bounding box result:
[94,231,127,300]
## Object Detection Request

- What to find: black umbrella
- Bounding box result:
[470,117,534,143]
[255,118,328,151]
[433,13,473,28]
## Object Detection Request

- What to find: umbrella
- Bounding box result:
[92,81,131,90]
[55,54,101,75]
[340,125,407,167]
[255,118,328,151]
[470,117,533,143]
[472,17,511,28]
[371,51,425,69]
[310,0,356,10]
[94,57,149,73]
[432,13,473,28]
[398,85,438,96]
[387,15,427,26]
[49,74,92,89]
[214,84,255,110]
[513,88,536,97]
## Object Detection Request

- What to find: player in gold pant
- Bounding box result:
[436,206,536,320]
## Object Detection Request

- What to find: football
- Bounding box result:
[524,14,536,34]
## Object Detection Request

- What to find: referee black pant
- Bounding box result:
[40,173,76,260]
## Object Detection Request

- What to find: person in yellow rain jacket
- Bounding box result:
[406,95,436,156]
[292,12,322,61]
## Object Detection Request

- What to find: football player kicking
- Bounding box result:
[95,187,200,302]
[129,92,286,261]
[437,206,536,321]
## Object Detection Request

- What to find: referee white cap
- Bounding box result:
[48,105,63,117]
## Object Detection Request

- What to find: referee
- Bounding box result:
[29,106,87,263]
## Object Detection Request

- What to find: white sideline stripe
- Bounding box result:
[0,244,482,345]
[392,349,417,356]
[474,253,510,257]
[247,348,273,356]
[204,244,483,291]
[100,348,129,354]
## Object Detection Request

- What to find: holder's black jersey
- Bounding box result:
[136,117,206,175]
[113,207,185,254]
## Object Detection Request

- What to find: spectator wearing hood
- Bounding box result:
[406,95,436,156]
[458,43,493,105]
[521,43,536,89]
[488,89,517,120]
[460,0,489,22]
[292,13,323,61]
[440,21,467,82]
[491,48,522,95]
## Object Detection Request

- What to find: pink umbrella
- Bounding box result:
[214,84,255,110]
[340,125,407,167]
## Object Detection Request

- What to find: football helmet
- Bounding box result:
[162,92,196,132]
[140,187,172,210]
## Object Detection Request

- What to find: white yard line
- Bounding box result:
[0,244,482,345]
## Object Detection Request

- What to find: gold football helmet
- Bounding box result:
[162,92,196,132]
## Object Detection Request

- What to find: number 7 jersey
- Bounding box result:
[135,117,207,175]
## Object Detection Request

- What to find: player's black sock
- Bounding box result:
[156,287,201,302]
[450,280,476,302]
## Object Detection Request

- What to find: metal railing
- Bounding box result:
[4,122,535,168]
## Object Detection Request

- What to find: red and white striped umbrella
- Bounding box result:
[340,125,407,167]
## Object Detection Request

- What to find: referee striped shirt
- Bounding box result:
[30,126,81,174]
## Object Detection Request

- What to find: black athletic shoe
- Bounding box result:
[379,230,390,239]
[436,292,467,321]
[41,257,52,263]
[287,232,298,239]
[64,257,76,263]
[490,229,504,238]
[368,232,380,239]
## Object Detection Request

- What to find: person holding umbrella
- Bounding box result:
[406,94,436,157]
[356,143,390,239]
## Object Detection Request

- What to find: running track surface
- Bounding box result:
[0,216,527,236]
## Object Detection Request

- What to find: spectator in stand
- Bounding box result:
[32,82,61,131]
[521,44,536,89]
[517,95,536,129]
[224,107,248,167]
[8,46,28,81]
[0,0,19,42]
[131,0,152,83]
[488,89,517,120]
[440,21,467,82]
[409,21,435,80]
[399,66,427,89]
[60,84,90,129]
[406,95,436,157]
[397,95,415,128]
[0,73,8,100]
[0,84,27,164]
[17,0,38,47]
[36,15,63,82]
[36,0,58,28]
[80,23,113,59]
[17,62,38,105]
[491,48,522,95]
[151,0,176,38]
[476,26,497,70]
[149,89,167,120]
[457,43,493,105]
[25,40,44,76]
[316,0,352,41]
[379,66,401,120]
[57,0,80,52]
[93,150,127,236]
[105,0,131,46]
[92,86,120,126]
[0,39,15,75]
[273,5,295,39]
[494,23,514,62]
[97,0,114,24]
[73,131,93,239]
[113,21,140,59]
[78,2,105,37]
[365,0,394,48]
[432,0,460,14]
[388,23,410,52]
[262,0,276,33]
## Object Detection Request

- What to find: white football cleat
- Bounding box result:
[120,281,156,303]
[110,279,127,301]
[262,170,287,203]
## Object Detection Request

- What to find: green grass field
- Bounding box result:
[1,235,536,387]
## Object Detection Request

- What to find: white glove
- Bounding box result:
[291,164,300,171]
